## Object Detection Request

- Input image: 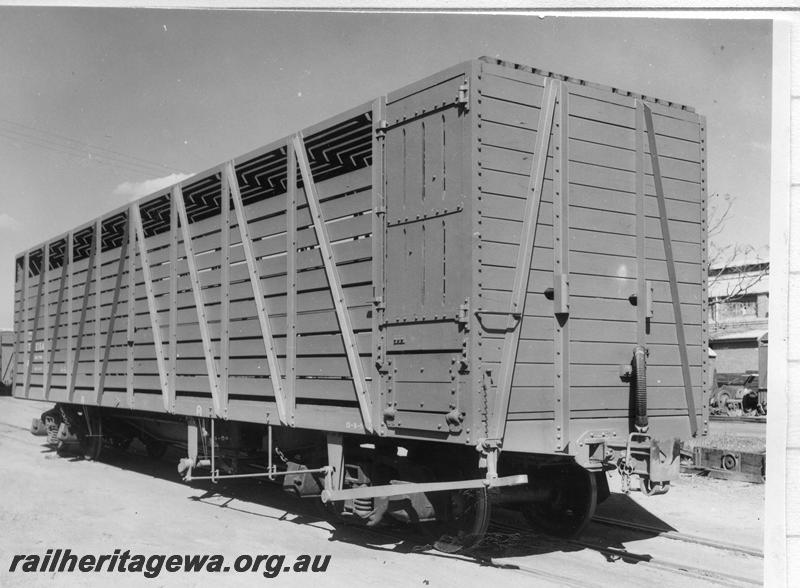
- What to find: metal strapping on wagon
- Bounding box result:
[490,78,560,442]
[641,102,698,437]
[293,133,374,434]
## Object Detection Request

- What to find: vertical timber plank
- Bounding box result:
[286,142,297,425]
[41,242,50,397]
[220,167,231,415]
[169,191,178,412]
[553,83,570,451]
[699,116,709,435]
[635,101,647,348]
[11,260,21,394]
[67,235,74,398]
[371,96,386,434]
[93,218,103,399]
[126,216,135,409]
[19,252,29,396]
[93,218,101,401]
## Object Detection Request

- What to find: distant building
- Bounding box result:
[708,261,769,374]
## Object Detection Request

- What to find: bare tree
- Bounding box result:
[707,192,768,304]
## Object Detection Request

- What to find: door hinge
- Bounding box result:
[457,78,470,111]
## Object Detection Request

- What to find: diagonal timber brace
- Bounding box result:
[24,250,46,398]
[292,133,374,434]
[132,204,172,412]
[45,247,69,400]
[226,162,289,425]
[174,186,223,418]
[97,216,130,406]
[642,103,698,437]
[490,79,560,442]
[68,232,98,403]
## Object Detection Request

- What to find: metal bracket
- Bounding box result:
[456,299,470,330]
[457,78,470,111]
[375,119,388,140]
[554,272,570,315]
[576,429,619,448]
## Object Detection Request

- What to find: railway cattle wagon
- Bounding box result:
[13,57,708,551]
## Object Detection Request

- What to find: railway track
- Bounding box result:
[278,507,762,587]
[709,415,766,424]
[592,515,763,558]
[487,520,762,587]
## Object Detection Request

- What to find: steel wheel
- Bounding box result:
[721,453,738,471]
[430,486,490,553]
[521,464,597,538]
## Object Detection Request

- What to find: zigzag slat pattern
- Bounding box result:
[28,248,43,277]
[139,194,170,238]
[235,112,372,207]
[72,226,95,262]
[183,173,222,225]
[48,239,67,270]
[100,212,128,251]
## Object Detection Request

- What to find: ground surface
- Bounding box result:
[0,398,765,587]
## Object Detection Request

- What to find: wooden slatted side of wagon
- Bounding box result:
[13,57,708,550]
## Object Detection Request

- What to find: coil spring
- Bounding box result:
[353,497,374,516]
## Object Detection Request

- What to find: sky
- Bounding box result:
[0,11,772,329]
